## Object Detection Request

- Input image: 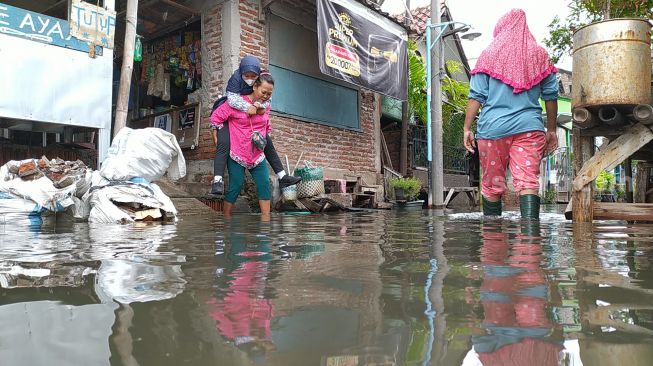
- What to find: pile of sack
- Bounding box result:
[0,128,186,224]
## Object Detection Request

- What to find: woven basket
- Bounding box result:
[295,161,325,198]
[281,184,298,201]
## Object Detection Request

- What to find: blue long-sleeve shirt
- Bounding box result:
[469,73,558,140]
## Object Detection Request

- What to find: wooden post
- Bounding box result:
[624,158,633,203]
[635,162,651,203]
[572,130,595,222]
[113,0,139,138]
[400,102,409,176]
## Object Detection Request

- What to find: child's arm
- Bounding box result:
[227,91,257,115]
[211,128,218,146]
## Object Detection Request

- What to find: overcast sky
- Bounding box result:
[381,0,573,70]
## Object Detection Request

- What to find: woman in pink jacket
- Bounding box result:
[211,73,275,216]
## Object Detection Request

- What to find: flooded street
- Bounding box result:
[1,209,653,366]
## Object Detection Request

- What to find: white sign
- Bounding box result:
[69,0,116,49]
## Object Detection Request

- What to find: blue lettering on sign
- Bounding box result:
[70,2,115,47]
[0,2,102,55]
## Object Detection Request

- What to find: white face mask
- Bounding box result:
[243,77,255,86]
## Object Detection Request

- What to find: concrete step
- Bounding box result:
[171,198,218,216]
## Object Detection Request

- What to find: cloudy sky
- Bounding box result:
[381,0,573,70]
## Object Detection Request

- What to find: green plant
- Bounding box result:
[595,170,616,193]
[615,184,626,200]
[390,177,422,200]
[407,41,427,125]
[543,189,557,204]
[544,1,653,64]
[407,41,471,147]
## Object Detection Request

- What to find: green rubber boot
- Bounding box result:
[520,194,541,220]
[482,196,502,216]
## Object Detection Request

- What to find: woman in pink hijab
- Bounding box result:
[463,9,559,220]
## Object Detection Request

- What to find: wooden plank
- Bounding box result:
[323,193,353,208]
[298,198,321,213]
[443,189,456,207]
[444,186,477,192]
[573,123,653,192]
[465,191,478,208]
[572,130,595,222]
[593,203,653,221]
[380,132,394,170]
[580,125,628,137]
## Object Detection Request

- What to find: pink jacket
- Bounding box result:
[211,96,271,169]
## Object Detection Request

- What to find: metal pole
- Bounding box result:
[426,20,433,206]
[430,1,444,208]
[113,0,139,138]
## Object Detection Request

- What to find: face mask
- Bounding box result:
[243,77,255,86]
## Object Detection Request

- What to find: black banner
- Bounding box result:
[317,0,408,101]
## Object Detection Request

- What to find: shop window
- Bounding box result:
[269,14,360,130]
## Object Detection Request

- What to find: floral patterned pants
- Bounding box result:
[477,131,546,200]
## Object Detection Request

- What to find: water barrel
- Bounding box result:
[572,18,651,109]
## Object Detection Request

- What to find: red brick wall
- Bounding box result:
[185,0,379,175]
[239,1,268,69]
[271,91,377,173]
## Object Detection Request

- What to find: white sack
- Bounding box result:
[86,182,177,224]
[100,127,186,182]
[0,176,76,212]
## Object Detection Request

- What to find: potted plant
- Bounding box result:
[615,184,626,202]
[390,177,422,201]
[595,170,616,202]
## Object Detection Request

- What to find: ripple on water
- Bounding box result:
[0,210,652,365]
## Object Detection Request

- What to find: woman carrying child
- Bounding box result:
[210,73,276,216]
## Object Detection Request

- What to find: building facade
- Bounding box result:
[179,0,393,195]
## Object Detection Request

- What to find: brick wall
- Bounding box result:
[183,0,380,180]
[271,90,378,174]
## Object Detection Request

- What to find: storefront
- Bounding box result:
[127,19,203,149]
[0,0,116,167]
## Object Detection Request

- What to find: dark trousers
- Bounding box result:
[213,122,285,177]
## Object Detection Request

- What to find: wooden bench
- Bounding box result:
[443,186,479,208]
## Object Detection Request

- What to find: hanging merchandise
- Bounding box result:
[168,54,180,69]
[162,73,171,102]
[186,67,194,90]
[134,35,143,62]
[149,63,165,98]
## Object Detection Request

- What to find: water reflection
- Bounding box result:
[0,211,652,365]
[208,221,275,364]
[471,222,563,365]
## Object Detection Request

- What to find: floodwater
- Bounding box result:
[1,208,652,366]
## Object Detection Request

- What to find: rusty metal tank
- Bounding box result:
[572,18,651,109]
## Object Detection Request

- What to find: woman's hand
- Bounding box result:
[463,130,476,153]
[545,131,558,156]
[246,105,257,116]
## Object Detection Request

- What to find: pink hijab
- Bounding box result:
[471,9,557,94]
